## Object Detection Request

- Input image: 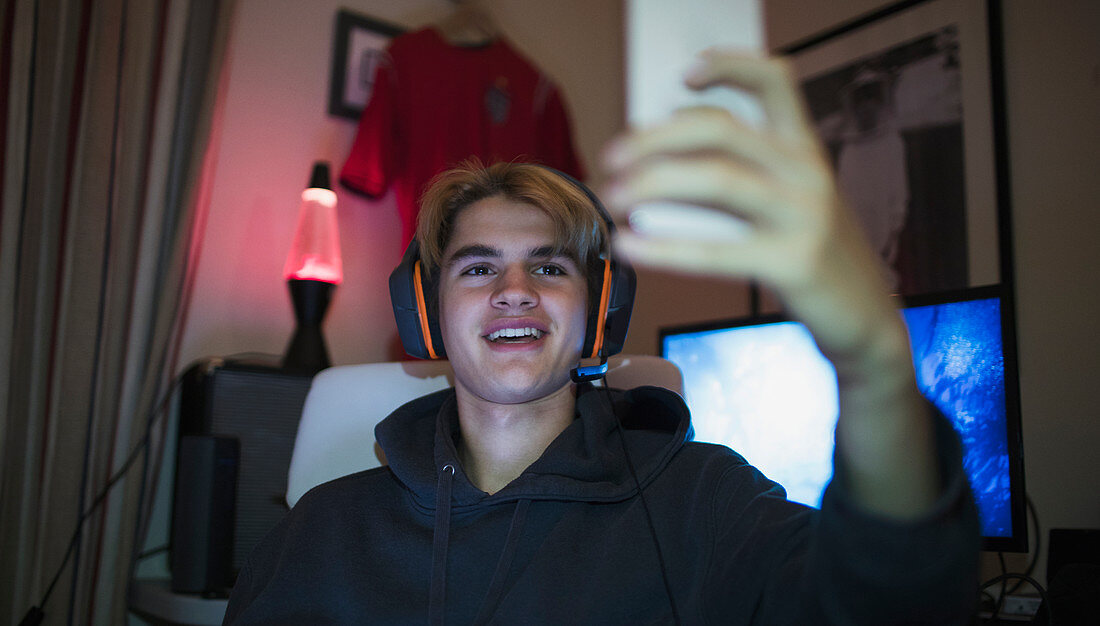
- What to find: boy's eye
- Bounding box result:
[535,264,565,276]
[463,265,493,276]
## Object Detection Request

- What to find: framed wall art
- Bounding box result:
[328,9,405,120]
[778,0,1012,298]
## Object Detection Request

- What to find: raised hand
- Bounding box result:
[601,49,938,518]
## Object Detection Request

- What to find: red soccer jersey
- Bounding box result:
[340,28,586,246]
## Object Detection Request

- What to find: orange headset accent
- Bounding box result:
[589,257,613,359]
[413,261,440,359]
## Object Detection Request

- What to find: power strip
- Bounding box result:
[1001,594,1042,618]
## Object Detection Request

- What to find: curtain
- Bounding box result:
[0,0,235,623]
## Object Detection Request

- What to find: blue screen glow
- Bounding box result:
[903,297,1009,538]
[662,296,1012,538]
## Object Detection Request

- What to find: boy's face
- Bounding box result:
[437,196,588,405]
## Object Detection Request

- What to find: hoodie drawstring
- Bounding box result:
[473,499,531,625]
[429,464,533,626]
[429,464,455,626]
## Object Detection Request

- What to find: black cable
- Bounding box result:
[596,383,682,626]
[1005,494,1040,595]
[984,492,1041,619]
[981,492,1038,620]
[991,552,1008,618]
[136,544,171,561]
[20,368,187,625]
[979,589,998,616]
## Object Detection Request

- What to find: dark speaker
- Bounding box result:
[1047,528,1100,583]
[1024,529,1100,626]
[172,357,313,591]
[171,435,239,593]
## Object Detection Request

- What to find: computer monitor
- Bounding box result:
[659,285,1027,552]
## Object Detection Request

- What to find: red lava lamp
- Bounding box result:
[282,161,342,374]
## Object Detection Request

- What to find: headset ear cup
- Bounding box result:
[582,260,609,359]
[388,241,446,360]
[580,249,637,359]
[599,256,636,357]
[423,269,446,358]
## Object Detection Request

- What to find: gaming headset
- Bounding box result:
[388,166,636,382]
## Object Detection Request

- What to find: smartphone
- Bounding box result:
[623,0,764,242]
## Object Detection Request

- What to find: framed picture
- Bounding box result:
[328,9,405,120]
[777,0,1012,297]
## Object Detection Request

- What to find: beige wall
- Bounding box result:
[767,0,1100,586]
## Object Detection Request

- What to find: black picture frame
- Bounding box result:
[328,9,405,120]
[775,0,1014,299]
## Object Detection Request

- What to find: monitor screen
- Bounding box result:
[660,285,1027,552]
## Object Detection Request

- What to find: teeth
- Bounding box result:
[487,327,543,341]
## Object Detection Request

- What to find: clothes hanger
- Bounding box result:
[435,0,499,46]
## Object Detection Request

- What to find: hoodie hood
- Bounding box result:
[375,384,693,510]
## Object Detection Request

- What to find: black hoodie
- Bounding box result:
[224,385,978,624]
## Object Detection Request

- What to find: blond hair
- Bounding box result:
[416,160,608,282]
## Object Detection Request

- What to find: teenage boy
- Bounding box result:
[223,51,978,625]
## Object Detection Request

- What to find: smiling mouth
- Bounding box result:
[485,327,545,343]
